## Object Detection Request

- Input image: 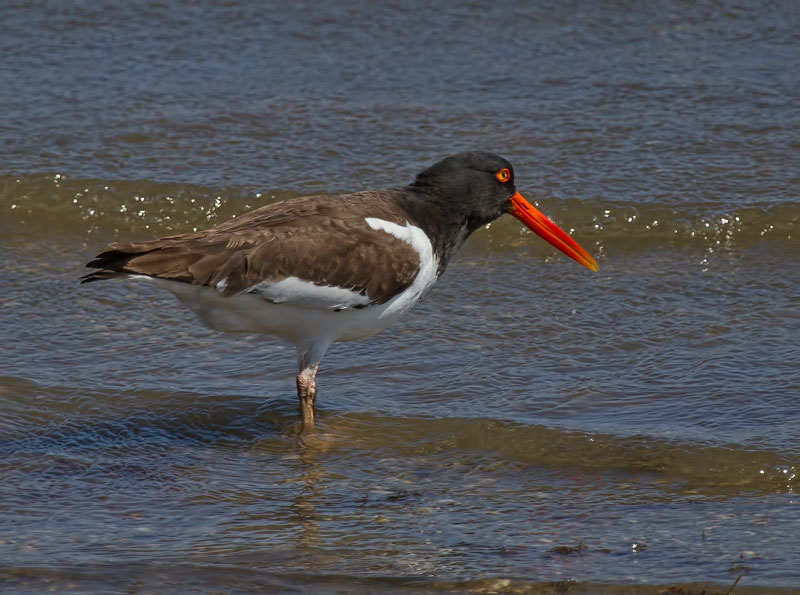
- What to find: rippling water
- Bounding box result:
[1,1,799,593]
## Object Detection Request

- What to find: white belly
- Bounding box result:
[153,279,412,347]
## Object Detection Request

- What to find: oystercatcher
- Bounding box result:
[82,152,598,429]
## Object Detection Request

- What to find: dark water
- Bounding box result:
[2,1,799,593]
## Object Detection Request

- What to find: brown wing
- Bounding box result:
[81,190,421,305]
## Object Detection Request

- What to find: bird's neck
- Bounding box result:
[401,187,475,276]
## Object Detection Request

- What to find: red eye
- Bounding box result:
[495,168,510,183]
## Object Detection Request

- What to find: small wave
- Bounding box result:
[318,414,797,495]
[481,198,799,254]
[1,174,797,252]
[0,173,284,239]
[3,393,794,495]
[2,562,792,594]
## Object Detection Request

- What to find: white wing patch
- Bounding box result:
[247,276,371,310]
[364,217,439,319]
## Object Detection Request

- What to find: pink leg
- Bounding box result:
[295,342,330,431]
[296,357,319,429]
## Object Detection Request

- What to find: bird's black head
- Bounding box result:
[405,151,599,273]
[408,151,518,232]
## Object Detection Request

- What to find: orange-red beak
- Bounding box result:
[508,192,599,272]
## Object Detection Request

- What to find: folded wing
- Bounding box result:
[82,191,421,308]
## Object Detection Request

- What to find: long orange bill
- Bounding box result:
[508,192,599,272]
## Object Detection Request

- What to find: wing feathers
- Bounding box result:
[82,190,423,306]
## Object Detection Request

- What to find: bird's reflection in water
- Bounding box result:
[285,416,359,566]
[290,444,322,554]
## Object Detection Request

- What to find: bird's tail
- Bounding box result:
[81,241,200,284]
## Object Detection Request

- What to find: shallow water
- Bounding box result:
[1,1,799,593]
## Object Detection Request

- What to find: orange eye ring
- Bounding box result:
[495,168,511,183]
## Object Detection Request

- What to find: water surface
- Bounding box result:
[1,1,798,593]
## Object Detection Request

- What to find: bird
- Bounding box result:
[82,151,598,430]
